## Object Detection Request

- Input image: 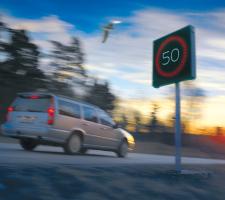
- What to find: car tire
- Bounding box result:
[64,134,82,155]
[116,140,128,158]
[20,139,37,151]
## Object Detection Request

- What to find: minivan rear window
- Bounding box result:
[12,96,51,112]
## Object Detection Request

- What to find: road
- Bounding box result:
[1,143,225,166]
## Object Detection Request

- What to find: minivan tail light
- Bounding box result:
[7,106,14,112]
[47,107,55,125]
[6,106,14,121]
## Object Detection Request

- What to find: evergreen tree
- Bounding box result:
[148,104,159,133]
[85,80,116,111]
[134,111,141,133]
[0,19,10,68]
[50,37,86,82]
[0,19,6,50]
[182,82,205,133]
[2,29,43,77]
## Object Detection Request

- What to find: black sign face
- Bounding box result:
[153,25,196,88]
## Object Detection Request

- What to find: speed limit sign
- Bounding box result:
[152,25,196,173]
[153,25,196,88]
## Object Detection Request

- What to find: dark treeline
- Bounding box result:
[0,19,116,124]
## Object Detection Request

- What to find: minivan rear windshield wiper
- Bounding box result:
[26,109,43,112]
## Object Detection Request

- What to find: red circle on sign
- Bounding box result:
[155,35,188,78]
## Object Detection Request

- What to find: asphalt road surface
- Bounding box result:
[1,143,225,166]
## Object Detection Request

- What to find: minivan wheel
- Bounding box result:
[116,140,128,158]
[64,134,82,155]
[20,139,37,151]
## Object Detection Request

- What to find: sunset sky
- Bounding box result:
[0,0,225,129]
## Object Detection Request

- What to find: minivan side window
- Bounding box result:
[83,106,98,123]
[58,100,81,118]
[98,110,115,127]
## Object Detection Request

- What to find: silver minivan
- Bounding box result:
[1,92,135,157]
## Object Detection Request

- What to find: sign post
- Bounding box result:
[153,25,196,173]
[175,82,181,172]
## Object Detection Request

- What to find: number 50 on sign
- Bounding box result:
[153,25,196,88]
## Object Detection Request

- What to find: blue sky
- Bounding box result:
[1,1,225,107]
[1,0,225,32]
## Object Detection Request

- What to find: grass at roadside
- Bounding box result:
[0,164,224,200]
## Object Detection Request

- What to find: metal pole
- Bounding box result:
[175,82,181,172]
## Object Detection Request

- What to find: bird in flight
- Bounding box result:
[102,20,122,43]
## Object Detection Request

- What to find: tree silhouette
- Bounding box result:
[50,37,86,83]
[182,82,206,133]
[1,29,43,77]
[148,103,160,133]
[0,18,7,51]
[85,80,116,111]
[134,111,141,134]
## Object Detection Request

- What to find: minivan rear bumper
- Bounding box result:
[1,123,69,144]
[1,123,48,136]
